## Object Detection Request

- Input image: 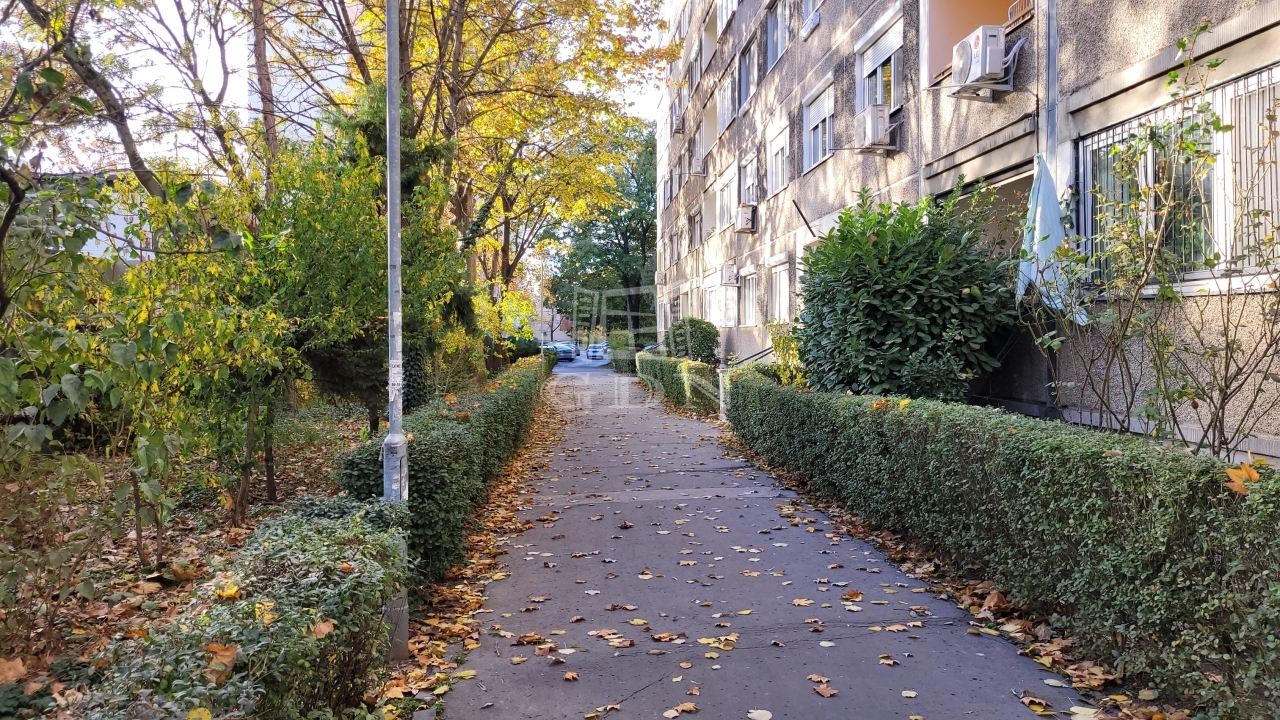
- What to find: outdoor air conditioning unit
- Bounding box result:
[950,25,1008,99]
[719,263,740,286]
[735,203,756,233]
[671,114,685,135]
[690,157,705,176]
[852,104,895,154]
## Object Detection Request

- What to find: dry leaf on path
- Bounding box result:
[510,656,528,665]
[878,654,899,666]
[806,674,829,683]
[747,712,772,720]
[902,690,918,698]
[814,684,838,698]
[687,686,700,695]
[0,658,25,684]
[792,598,814,607]
[563,671,579,681]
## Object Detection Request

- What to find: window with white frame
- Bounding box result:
[716,75,735,135]
[672,295,683,321]
[803,83,834,171]
[689,211,703,250]
[740,273,758,326]
[716,170,737,230]
[717,0,737,35]
[765,0,787,69]
[802,0,822,22]
[740,156,759,204]
[767,126,789,196]
[702,285,716,321]
[739,39,758,108]
[770,263,790,321]
[860,17,903,110]
[1077,63,1280,276]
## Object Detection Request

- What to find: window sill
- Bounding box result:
[802,152,833,175]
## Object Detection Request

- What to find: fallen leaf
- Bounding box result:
[1043,679,1069,688]
[806,674,830,683]
[453,670,477,680]
[564,671,579,681]
[792,598,814,607]
[747,712,773,720]
[1138,689,1159,701]
[902,690,918,698]
[886,624,907,632]
[672,675,683,682]
[680,662,693,669]
[841,589,863,601]
[737,609,752,615]
[570,616,585,623]
[878,654,899,666]
[187,710,212,720]
[0,658,24,684]
[510,656,528,664]
[202,643,238,685]
[340,562,356,572]
[814,684,838,698]
[687,687,700,695]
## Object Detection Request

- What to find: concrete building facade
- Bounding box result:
[653,0,1280,431]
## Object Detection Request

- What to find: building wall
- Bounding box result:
[654,0,1280,443]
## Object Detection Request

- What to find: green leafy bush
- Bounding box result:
[339,356,549,580]
[608,330,637,373]
[637,352,718,414]
[797,188,1015,397]
[726,368,1280,718]
[664,318,720,365]
[86,502,407,719]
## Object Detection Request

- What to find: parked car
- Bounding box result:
[553,343,576,361]
[586,343,608,360]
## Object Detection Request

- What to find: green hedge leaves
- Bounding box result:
[87,501,408,719]
[726,368,1280,718]
[637,352,718,414]
[338,356,550,580]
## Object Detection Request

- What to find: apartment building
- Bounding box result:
[653,0,1280,422]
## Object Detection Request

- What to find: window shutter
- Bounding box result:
[863,18,903,75]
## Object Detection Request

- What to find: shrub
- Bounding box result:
[664,318,720,365]
[797,188,1015,397]
[637,352,718,414]
[85,502,407,719]
[726,368,1280,718]
[338,356,549,580]
[608,330,637,374]
[766,323,804,387]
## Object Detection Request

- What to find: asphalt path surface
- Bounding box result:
[447,363,1080,719]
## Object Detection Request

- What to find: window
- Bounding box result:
[803,83,834,171]
[716,171,737,230]
[740,274,758,326]
[1077,63,1280,276]
[739,39,758,108]
[766,0,788,69]
[671,295,683,321]
[770,264,790,321]
[717,0,738,35]
[702,286,715,321]
[689,212,703,250]
[716,76,735,135]
[802,0,822,21]
[859,17,903,109]
[740,156,758,204]
[924,0,1011,82]
[767,126,789,196]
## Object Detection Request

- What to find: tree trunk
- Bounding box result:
[131,473,151,569]
[233,400,259,527]
[251,0,280,174]
[264,403,277,503]
[368,404,380,436]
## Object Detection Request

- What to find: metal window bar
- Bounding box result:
[1078,62,1280,276]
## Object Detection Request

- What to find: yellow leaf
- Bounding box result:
[214,581,239,599]
[453,670,477,680]
[510,656,528,665]
[187,710,212,720]
[564,671,579,681]
[308,620,336,640]
[898,399,911,409]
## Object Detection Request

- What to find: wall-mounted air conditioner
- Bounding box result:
[671,114,685,135]
[690,157,706,176]
[852,104,895,155]
[948,25,1025,102]
[734,204,756,233]
[719,263,740,286]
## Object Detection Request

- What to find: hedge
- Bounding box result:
[86,499,408,719]
[608,330,637,374]
[636,352,719,415]
[339,354,552,580]
[726,367,1280,718]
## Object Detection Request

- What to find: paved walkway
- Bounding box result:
[449,362,1080,719]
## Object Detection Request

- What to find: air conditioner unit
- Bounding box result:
[719,263,740,286]
[655,270,667,285]
[671,114,685,135]
[852,104,895,154]
[690,157,705,176]
[734,203,756,233]
[951,25,1006,92]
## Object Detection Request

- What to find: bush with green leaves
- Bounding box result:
[636,352,718,414]
[608,330,637,373]
[339,356,549,580]
[85,501,407,719]
[726,367,1280,718]
[663,318,720,366]
[797,188,1015,398]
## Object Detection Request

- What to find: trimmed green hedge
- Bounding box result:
[339,355,550,580]
[726,367,1280,718]
[608,330,636,374]
[664,317,720,365]
[87,500,408,719]
[637,352,719,414]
